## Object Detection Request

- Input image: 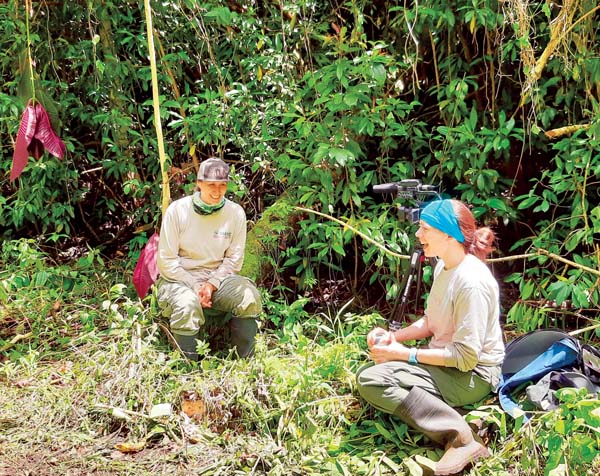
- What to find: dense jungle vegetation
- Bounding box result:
[1,1,599,475]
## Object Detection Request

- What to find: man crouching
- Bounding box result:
[156,158,262,360]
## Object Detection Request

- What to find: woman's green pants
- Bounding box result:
[356,360,492,411]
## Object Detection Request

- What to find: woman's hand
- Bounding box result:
[367,327,392,348]
[369,336,410,364]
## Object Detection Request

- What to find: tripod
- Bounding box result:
[371,178,441,331]
[388,245,431,331]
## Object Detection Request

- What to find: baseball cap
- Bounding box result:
[197,158,230,182]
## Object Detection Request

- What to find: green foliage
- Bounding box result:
[506,126,600,332]
[1,241,599,475]
[488,389,600,476]
[0,0,599,326]
[241,195,295,283]
[0,238,141,357]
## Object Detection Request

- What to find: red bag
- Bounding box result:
[132,232,160,298]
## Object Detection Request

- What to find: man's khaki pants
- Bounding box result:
[157,275,261,357]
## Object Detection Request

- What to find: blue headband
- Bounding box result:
[420,199,465,243]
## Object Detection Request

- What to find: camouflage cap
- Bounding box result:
[197,158,230,182]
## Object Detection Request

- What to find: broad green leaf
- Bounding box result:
[371,63,387,84]
[487,197,507,211]
[518,195,539,210]
[329,147,353,166]
[373,421,393,441]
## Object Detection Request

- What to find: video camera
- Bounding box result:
[373,179,439,223]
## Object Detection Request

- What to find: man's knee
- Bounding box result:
[356,369,412,413]
[236,288,262,317]
[157,280,205,332]
[169,304,204,334]
[356,374,400,413]
[216,276,263,317]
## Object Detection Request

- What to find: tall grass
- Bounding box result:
[1,239,598,475]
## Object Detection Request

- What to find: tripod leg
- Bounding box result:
[389,248,423,329]
[414,256,423,315]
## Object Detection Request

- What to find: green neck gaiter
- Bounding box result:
[192,192,225,215]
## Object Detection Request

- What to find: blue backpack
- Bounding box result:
[498,329,584,420]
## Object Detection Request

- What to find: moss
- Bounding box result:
[240,195,295,283]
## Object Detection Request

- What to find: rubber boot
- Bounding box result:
[173,333,199,361]
[395,386,489,475]
[229,316,258,358]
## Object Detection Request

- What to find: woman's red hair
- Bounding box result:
[451,200,496,260]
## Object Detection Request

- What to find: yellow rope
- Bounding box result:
[143,0,170,216]
[296,207,600,277]
[295,206,408,259]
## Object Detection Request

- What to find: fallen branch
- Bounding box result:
[537,248,600,278]
[0,332,32,352]
[544,123,590,139]
[569,322,600,337]
[94,403,149,419]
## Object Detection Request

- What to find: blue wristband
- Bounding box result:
[408,347,418,365]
